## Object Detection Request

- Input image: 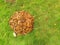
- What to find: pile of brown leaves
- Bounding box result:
[9,11,34,36]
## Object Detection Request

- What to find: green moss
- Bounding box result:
[0,0,60,45]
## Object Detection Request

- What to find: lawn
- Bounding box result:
[0,0,60,45]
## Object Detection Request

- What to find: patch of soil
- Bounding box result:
[5,0,16,3]
[9,11,34,35]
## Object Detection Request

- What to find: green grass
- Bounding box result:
[0,0,60,45]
